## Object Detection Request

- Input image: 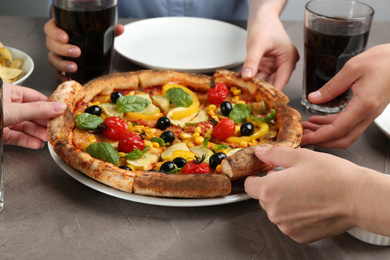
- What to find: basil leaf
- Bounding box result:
[202,137,210,148]
[150,137,170,146]
[248,109,276,123]
[126,149,143,160]
[86,142,119,166]
[213,144,229,151]
[126,146,150,160]
[165,88,193,107]
[116,96,151,113]
[229,103,252,124]
[75,113,104,130]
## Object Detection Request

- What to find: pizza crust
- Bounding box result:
[48,69,303,198]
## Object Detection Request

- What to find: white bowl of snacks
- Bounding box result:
[0,43,34,85]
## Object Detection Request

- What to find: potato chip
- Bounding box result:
[0,42,25,83]
[0,66,23,80]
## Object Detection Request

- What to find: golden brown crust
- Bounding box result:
[133,172,231,198]
[138,70,212,92]
[213,69,290,107]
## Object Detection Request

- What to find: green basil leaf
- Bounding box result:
[165,88,193,107]
[126,149,144,160]
[213,144,229,151]
[150,137,170,146]
[75,113,104,130]
[202,137,210,148]
[116,96,151,113]
[86,142,119,166]
[229,103,252,124]
[248,109,276,123]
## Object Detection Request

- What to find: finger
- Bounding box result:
[6,84,49,103]
[54,69,71,83]
[242,39,266,80]
[46,36,81,58]
[272,56,299,90]
[254,146,302,169]
[115,24,125,37]
[3,102,66,127]
[244,175,263,199]
[308,64,358,104]
[3,128,45,149]
[48,52,77,73]
[43,18,69,44]
[8,121,49,142]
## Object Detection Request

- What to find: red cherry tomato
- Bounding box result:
[212,118,235,140]
[118,132,145,153]
[207,82,229,105]
[102,116,128,140]
[181,157,210,174]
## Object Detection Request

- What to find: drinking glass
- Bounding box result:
[301,0,374,113]
[53,0,118,84]
[0,78,4,212]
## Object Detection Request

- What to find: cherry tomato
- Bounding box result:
[118,132,144,153]
[212,118,235,140]
[181,156,210,174]
[207,82,229,105]
[102,116,128,140]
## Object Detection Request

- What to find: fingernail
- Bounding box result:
[308,91,322,100]
[68,47,79,56]
[65,63,77,72]
[58,33,67,42]
[255,146,269,153]
[242,68,253,78]
[52,102,66,112]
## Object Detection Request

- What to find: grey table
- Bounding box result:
[1,16,390,260]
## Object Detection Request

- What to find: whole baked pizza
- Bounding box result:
[48,69,302,198]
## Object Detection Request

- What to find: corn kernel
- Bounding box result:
[76,112,82,116]
[230,86,238,92]
[204,132,212,138]
[88,101,100,106]
[237,100,246,104]
[152,142,160,148]
[128,91,136,96]
[208,104,217,112]
[216,165,222,171]
[180,133,192,140]
[194,136,204,144]
[232,89,241,96]
[208,110,216,117]
[100,114,106,120]
[88,135,97,144]
[192,133,200,138]
[118,152,126,158]
[239,141,248,148]
[231,96,239,103]
[194,127,202,134]
[144,140,153,147]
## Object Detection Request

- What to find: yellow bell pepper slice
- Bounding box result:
[124,111,163,121]
[225,121,269,143]
[162,84,200,120]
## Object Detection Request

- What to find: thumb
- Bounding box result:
[254,146,300,169]
[308,68,356,104]
[4,101,66,127]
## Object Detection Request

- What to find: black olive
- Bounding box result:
[160,130,175,144]
[220,101,233,116]
[85,105,102,116]
[209,152,227,169]
[157,116,171,130]
[173,157,187,168]
[111,91,124,103]
[160,161,176,173]
[119,165,132,171]
[241,122,255,136]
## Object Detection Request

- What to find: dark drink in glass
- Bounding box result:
[53,0,117,84]
[302,0,374,113]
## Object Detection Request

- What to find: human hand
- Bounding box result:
[244,146,362,243]
[302,44,390,148]
[44,18,125,82]
[241,1,299,90]
[3,83,66,149]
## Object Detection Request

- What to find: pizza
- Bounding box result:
[48,69,302,198]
